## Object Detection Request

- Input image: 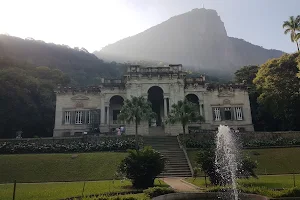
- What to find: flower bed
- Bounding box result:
[0,137,143,154]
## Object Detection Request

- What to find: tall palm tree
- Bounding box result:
[118,96,156,149]
[165,99,204,147]
[283,15,300,52]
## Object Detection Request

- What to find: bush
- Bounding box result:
[197,149,257,186]
[143,187,175,198]
[118,147,165,188]
[0,137,143,154]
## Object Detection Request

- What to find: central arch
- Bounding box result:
[148,86,164,126]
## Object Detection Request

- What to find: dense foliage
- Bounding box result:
[0,57,70,138]
[254,53,300,131]
[197,149,257,186]
[234,52,300,131]
[0,137,141,154]
[118,147,165,188]
[0,34,125,85]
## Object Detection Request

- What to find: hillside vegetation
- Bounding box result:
[0,34,125,85]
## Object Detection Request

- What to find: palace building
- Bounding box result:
[53,64,254,137]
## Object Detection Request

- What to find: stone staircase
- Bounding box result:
[143,136,192,177]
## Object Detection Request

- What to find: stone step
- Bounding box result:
[158,173,192,177]
[161,153,185,156]
[165,159,188,162]
[165,163,190,166]
[145,136,192,177]
[164,169,191,173]
[165,167,191,171]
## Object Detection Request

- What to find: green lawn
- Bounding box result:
[188,147,300,175]
[186,175,300,189]
[0,179,166,200]
[0,152,127,183]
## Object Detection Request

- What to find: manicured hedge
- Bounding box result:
[0,137,143,154]
[244,137,300,148]
[143,187,175,198]
[208,186,300,198]
[181,135,300,148]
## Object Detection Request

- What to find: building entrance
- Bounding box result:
[148,86,164,126]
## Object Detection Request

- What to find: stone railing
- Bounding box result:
[55,85,101,94]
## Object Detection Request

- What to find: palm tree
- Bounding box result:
[118,96,156,149]
[283,15,300,52]
[165,99,204,147]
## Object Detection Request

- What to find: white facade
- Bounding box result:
[53,65,254,137]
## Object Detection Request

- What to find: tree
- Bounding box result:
[197,149,257,186]
[118,96,156,149]
[118,147,165,188]
[165,99,204,146]
[253,53,300,130]
[234,65,259,86]
[0,57,70,138]
[283,15,300,52]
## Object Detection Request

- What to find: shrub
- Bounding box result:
[197,149,257,186]
[118,147,165,188]
[143,187,175,198]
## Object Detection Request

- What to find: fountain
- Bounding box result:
[215,125,239,200]
[152,125,268,200]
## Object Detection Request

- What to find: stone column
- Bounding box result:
[164,97,168,117]
[100,100,105,124]
[199,102,203,116]
[106,106,110,125]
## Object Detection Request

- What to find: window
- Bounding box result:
[113,110,120,121]
[224,107,232,120]
[64,111,71,124]
[213,107,221,121]
[75,111,83,124]
[234,107,243,120]
[87,111,91,124]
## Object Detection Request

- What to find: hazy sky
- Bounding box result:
[0,0,299,53]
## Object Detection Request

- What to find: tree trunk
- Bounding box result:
[135,120,138,150]
[297,41,299,52]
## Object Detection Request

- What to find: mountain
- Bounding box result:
[94,8,284,76]
[0,34,125,85]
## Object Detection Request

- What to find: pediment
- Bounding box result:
[71,95,89,100]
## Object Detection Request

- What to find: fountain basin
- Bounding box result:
[152,192,269,200]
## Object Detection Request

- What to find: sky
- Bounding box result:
[0,0,299,53]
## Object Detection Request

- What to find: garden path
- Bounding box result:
[161,177,199,192]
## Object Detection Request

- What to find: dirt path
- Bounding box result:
[161,177,199,192]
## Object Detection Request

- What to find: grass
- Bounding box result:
[188,147,300,175]
[186,175,300,189]
[0,179,167,200]
[0,152,127,183]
